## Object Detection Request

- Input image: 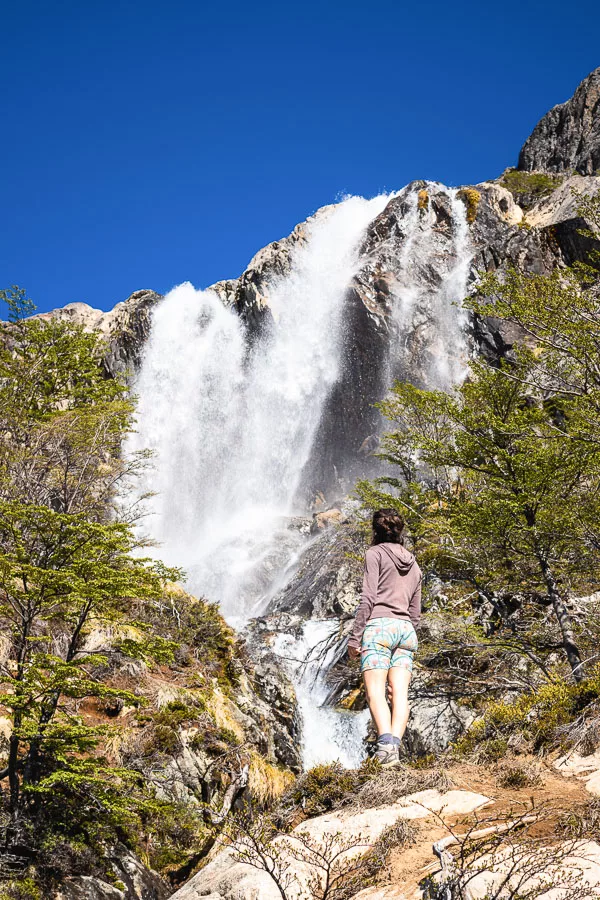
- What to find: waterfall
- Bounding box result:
[126,184,473,768]
[275,622,370,769]
[125,194,391,622]
[387,183,470,388]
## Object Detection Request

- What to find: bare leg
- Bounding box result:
[363,668,391,737]
[387,666,411,740]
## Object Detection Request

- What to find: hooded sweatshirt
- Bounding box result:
[348,543,422,650]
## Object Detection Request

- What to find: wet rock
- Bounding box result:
[310,507,343,535]
[244,630,303,771]
[267,511,365,620]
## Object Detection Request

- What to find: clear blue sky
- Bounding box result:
[2,0,598,314]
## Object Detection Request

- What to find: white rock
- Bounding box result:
[555,749,600,796]
[456,839,600,900]
[169,789,490,900]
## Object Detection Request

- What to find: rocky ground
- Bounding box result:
[169,753,600,900]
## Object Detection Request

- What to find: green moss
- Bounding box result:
[152,724,180,754]
[0,875,42,900]
[154,697,206,728]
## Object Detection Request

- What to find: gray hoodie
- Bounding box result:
[348,543,422,651]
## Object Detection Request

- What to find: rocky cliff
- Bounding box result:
[518,66,600,174]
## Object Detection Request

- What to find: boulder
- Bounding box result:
[310,507,343,535]
[404,693,475,758]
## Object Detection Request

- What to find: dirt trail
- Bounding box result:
[385,758,592,896]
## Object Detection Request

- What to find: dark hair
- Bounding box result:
[371,508,405,545]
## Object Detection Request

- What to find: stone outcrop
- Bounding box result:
[38,289,161,378]
[169,788,491,900]
[518,67,600,175]
[56,847,168,900]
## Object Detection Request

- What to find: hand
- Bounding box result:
[348,645,360,660]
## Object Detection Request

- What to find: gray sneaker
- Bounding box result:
[373,741,400,766]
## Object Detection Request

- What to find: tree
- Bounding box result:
[358,358,600,682]
[0,291,180,851]
[465,192,600,450]
[0,286,149,522]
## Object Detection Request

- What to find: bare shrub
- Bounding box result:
[353,764,452,811]
[559,799,600,840]
[422,804,600,900]
[227,812,419,900]
[496,763,542,790]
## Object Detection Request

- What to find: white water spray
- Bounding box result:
[126,184,473,768]
[126,194,390,621]
[275,621,370,769]
[388,183,471,387]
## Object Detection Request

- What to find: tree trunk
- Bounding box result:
[536,550,584,682]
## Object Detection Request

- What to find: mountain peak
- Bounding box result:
[518,66,600,175]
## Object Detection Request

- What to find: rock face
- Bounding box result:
[518,67,600,175]
[55,846,168,900]
[38,289,161,378]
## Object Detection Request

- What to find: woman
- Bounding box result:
[348,508,422,765]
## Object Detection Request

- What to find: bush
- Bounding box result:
[497,763,541,789]
[457,669,600,756]
[457,187,481,223]
[500,169,562,206]
[283,763,360,818]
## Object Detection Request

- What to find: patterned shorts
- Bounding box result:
[361,617,418,673]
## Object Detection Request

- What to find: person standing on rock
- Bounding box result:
[347,508,421,765]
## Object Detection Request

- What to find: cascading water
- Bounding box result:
[126,183,473,770]
[274,621,370,769]
[387,184,471,389]
[125,194,391,621]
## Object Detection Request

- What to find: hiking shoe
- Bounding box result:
[373,741,399,766]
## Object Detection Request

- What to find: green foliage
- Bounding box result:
[497,763,541,789]
[129,589,240,690]
[358,352,600,680]
[458,669,600,754]
[500,169,562,206]
[0,289,201,882]
[0,874,42,900]
[138,796,210,875]
[0,285,36,322]
[154,697,207,728]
